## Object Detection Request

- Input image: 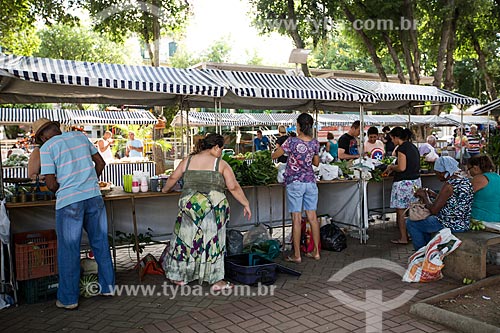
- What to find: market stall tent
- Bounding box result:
[334,79,479,111]
[473,98,500,115]
[0,54,226,106]
[201,68,378,111]
[0,108,69,124]
[0,108,157,126]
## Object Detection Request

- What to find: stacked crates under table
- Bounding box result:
[14,230,58,304]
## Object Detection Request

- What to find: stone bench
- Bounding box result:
[443,231,500,281]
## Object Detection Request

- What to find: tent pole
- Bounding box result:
[214,99,218,135]
[219,100,222,135]
[180,108,185,158]
[460,105,464,167]
[186,102,191,155]
[358,103,367,244]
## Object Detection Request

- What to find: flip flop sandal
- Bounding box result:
[390,239,409,245]
[211,281,234,292]
[284,255,302,263]
[169,280,187,286]
[305,252,320,260]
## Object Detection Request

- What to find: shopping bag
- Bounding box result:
[402,228,462,283]
[407,202,431,221]
[300,218,321,253]
[0,199,10,245]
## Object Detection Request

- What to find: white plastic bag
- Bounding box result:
[276,163,286,183]
[424,149,439,162]
[319,163,339,181]
[0,199,10,245]
[320,152,334,164]
[402,228,462,283]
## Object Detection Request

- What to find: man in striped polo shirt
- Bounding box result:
[35,118,114,310]
[467,125,483,157]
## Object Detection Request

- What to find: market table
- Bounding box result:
[2,161,156,187]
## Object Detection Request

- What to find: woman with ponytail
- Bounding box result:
[162,133,251,291]
[385,127,421,245]
[272,113,320,262]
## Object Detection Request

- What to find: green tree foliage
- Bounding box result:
[0,0,78,55]
[249,0,500,102]
[83,0,191,67]
[35,24,129,64]
[201,38,232,63]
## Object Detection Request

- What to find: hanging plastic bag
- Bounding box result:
[424,149,439,162]
[300,218,321,253]
[402,228,462,283]
[276,163,287,183]
[0,199,10,245]
[320,223,347,252]
[242,224,271,248]
[227,229,244,255]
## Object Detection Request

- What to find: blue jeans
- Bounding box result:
[56,196,115,305]
[406,215,443,250]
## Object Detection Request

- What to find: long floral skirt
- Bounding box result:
[164,189,229,284]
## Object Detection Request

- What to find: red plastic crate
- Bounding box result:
[14,230,58,281]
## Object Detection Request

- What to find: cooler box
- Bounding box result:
[224,253,277,285]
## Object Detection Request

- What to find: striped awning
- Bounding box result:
[0,53,225,105]
[0,108,158,125]
[170,111,256,127]
[0,108,70,124]
[202,69,377,110]
[472,99,500,115]
[335,79,479,111]
[65,110,158,125]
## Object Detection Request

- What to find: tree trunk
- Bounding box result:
[152,0,160,67]
[404,0,420,84]
[400,32,417,84]
[444,7,459,91]
[382,32,406,83]
[467,24,498,100]
[153,145,166,175]
[342,5,388,82]
[287,0,311,76]
[433,0,455,89]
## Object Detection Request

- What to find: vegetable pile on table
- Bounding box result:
[2,154,29,167]
[223,150,278,186]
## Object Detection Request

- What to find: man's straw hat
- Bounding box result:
[32,118,60,142]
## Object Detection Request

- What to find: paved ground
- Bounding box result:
[2,220,492,333]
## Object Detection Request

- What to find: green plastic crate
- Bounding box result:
[19,275,59,304]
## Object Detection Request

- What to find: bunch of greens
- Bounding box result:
[331,160,352,177]
[223,150,278,186]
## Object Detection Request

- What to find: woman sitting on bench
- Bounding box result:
[467,154,500,223]
[406,156,474,250]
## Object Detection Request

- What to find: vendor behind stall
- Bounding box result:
[125,131,143,158]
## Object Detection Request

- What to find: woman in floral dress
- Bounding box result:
[162,134,251,291]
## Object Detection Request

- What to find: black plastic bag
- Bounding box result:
[320,224,347,252]
[227,229,244,255]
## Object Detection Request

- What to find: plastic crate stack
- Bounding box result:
[14,230,58,304]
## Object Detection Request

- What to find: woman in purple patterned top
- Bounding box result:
[272,113,320,263]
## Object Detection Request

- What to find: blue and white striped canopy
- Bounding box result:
[0,108,158,125]
[0,108,70,124]
[202,69,377,110]
[472,98,500,115]
[0,54,225,105]
[65,109,158,125]
[335,79,479,111]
